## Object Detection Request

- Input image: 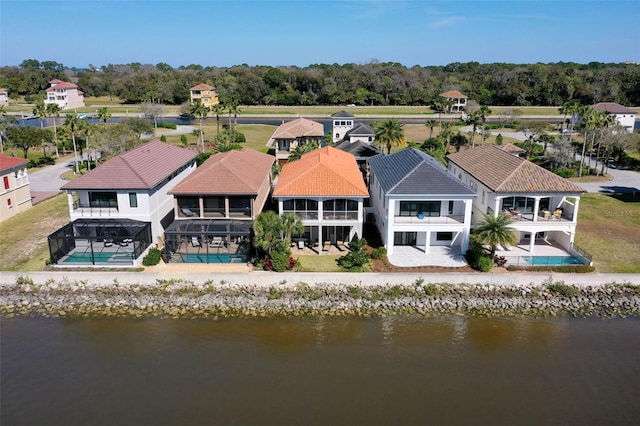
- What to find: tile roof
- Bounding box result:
[439,90,467,99]
[447,147,586,194]
[497,142,526,155]
[592,102,635,114]
[273,147,369,197]
[49,79,65,84]
[331,110,355,118]
[46,81,77,90]
[62,140,197,190]
[271,118,324,140]
[169,149,274,195]
[368,148,475,196]
[190,83,215,91]
[345,122,375,137]
[0,153,28,174]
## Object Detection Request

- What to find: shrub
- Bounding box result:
[547,281,579,297]
[234,131,246,143]
[142,248,162,266]
[371,246,387,260]
[337,237,370,271]
[160,135,167,142]
[156,122,177,129]
[554,168,574,178]
[478,256,493,272]
[180,135,188,146]
[266,249,292,272]
[494,255,507,267]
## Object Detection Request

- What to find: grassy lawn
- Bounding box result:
[294,255,344,272]
[0,193,70,271]
[157,123,277,153]
[575,193,640,273]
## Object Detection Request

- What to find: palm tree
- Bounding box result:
[425,119,438,139]
[33,101,47,128]
[439,122,454,149]
[97,107,111,124]
[226,100,241,133]
[211,103,224,135]
[374,119,406,154]
[46,103,61,156]
[474,213,517,257]
[253,211,284,255]
[577,105,595,177]
[189,100,209,152]
[64,112,82,174]
[288,140,319,162]
[477,105,492,147]
[450,133,469,152]
[281,212,304,242]
[465,112,481,147]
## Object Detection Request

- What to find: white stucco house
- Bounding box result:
[367,148,475,260]
[592,102,636,133]
[44,79,85,110]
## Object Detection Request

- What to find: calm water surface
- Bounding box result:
[1,316,639,425]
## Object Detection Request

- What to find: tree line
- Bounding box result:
[1,59,639,107]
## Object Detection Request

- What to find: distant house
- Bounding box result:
[189,83,219,108]
[496,142,526,157]
[273,146,369,253]
[331,110,379,180]
[0,153,31,222]
[49,141,197,267]
[0,88,8,106]
[439,90,468,112]
[266,117,325,163]
[592,102,636,133]
[44,79,84,110]
[448,147,589,262]
[368,148,475,259]
[164,149,275,263]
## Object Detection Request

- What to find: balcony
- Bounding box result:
[72,200,118,216]
[394,215,464,225]
[504,210,573,223]
[322,212,359,221]
[287,211,318,220]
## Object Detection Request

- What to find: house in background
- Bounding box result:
[49,141,197,267]
[592,102,636,133]
[44,79,84,110]
[331,111,375,145]
[266,117,325,163]
[0,153,32,222]
[439,90,468,112]
[448,147,590,264]
[189,83,219,108]
[273,146,369,253]
[368,148,475,265]
[164,149,275,263]
[0,88,9,106]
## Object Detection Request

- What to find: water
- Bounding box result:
[1,316,638,425]
[523,255,583,265]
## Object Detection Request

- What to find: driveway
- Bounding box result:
[29,157,78,203]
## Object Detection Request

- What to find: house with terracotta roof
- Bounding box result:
[266,118,325,162]
[163,149,275,263]
[439,90,468,112]
[48,141,197,266]
[0,88,9,106]
[368,148,475,264]
[447,147,590,264]
[273,146,369,252]
[44,79,84,110]
[189,83,219,108]
[592,102,636,133]
[0,153,31,222]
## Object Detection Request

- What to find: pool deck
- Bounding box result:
[495,241,573,258]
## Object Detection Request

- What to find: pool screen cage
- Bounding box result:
[163,219,254,263]
[48,219,152,265]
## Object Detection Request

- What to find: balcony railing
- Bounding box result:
[72,201,118,216]
[287,211,318,220]
[229,207,251,218]
[322,212,359,221]
[505,211,573,223]
[202,208,225,218]
[394,215,464,224]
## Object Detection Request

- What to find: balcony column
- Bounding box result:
[529,232,536,253]
[198,197,204,218]
[493,197,500,218]
[572,197,580,222]
[317,225,323,255]
[225,197,230,219]
[66,192,74,216]
[424,231,431,255]
[533,197,540,222]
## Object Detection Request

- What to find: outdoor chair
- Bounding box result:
[191,236,202,247]
[181,208,196,217]
[298,240,305,250]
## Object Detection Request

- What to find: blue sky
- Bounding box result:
[1,0,638,68]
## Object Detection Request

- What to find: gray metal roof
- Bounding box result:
[334,139,379,159]
[368,148,475,196]
[345,122,374,137]
[331,110,355,118]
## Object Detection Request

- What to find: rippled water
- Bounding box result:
[1,316,639,425]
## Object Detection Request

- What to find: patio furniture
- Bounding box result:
[191,236,202,247]
[297,240,305,250]
[181,208,196,217]
[103,238,113,247]
[337,241,347,251]
[553,209,563,219]
[209,237,225,247]
[323,241,330,251]
[543,210,552,220]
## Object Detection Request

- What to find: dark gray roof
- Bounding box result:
[331,110,355,118]
[334,139,379,159]
[345,122,374,137]
[368,148,475,196]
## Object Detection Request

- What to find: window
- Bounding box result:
[335,133,340,139]
[89,192,117,208]
[3,176,8,190]
[394,232,416,246]
[436,232,453,241]
[323,198,358,220]
[129,193,138,208]
[399,201,441,217]
[7,198,12,207]
[448,200,454,214]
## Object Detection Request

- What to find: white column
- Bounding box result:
[199,197,204,218]
[66,192,74,217]
[533,197,540,222]
[572,197,580,222]
[425,231,431,255]
[494,196,500,217]
[529,232,536,253]
[317,225,323,255]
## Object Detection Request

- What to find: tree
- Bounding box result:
[190,100,209,152]
[425,119,438,139]
[374,119,406,154]
[64,112,85,173]
[465,112,481,147]
[0,106,18,153]
[6,126,52,158]
[281,212,304,241]
[97,107,111,124]
[288,141,319,162]
[253,211,285,256]
[141,102,165,128]
[474,213,517,257]
[121,118,153,139]
[45,103,61,156]
[477,105,492,146]
[32,101,47,128]
[211,103,224,135]
[548,136,574,171]
[450,133,470,152]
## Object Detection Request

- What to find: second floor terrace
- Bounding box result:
[176,195,253,219]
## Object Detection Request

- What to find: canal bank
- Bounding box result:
[1,271,639,318]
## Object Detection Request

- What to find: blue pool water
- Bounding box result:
[523,256,584,265]
[174,253,247,263]
[63,252,133,263]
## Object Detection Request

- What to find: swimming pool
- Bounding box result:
[173,253,248,263]
[522,256,584,266]
[63,251,134,263]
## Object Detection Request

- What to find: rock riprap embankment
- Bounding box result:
[1,276,639,318]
